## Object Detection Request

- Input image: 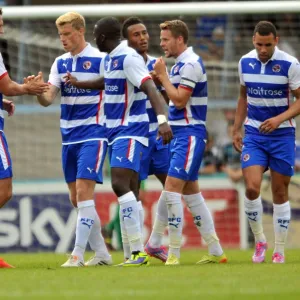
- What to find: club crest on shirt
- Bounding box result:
[173,65,179,74]
[272,64,281,73]
[83,61,91,70]
[243,154,250,162]
[113,59,118,68]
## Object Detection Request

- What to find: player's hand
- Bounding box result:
[157,122,173,145]
[154,57,167,78]
[232,131,243,153]
[3,99,15,116]
[23,75,35,84]
[259,117,281,134]
[25,71,49,95]
[149,71,162,87]
[64,71,78,86]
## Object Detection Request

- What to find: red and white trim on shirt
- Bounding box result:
[184,136,195,173]
[0,72,8,80]
[121,81,128,126]
[141,76,151,85]
[179,84,193,93]
[96,90,103,124]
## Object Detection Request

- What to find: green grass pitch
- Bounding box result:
[1,249,300,299]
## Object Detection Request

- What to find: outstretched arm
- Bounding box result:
[0,72,49,96]
[64,71,104,90]
[28,72,59,107]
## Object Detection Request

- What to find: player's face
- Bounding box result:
[160,29,179,58]
[127,23,149,54]
[253,32,278,63]
[0,16,3,35]
[93,24,106,52]
[58,23,84,55]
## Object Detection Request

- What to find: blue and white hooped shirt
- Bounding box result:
[103,40,151,146]
[49,43,106,145]
[239,46,300,138]
[168,47,207,139]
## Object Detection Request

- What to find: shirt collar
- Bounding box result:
[109,40,127,58]
[71,43,91,58]
[175,47,194,63]
[255,46,279,63]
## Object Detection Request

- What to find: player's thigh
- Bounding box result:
[270,169,291,204]
[62,144,78,184]
[168,136,205,182]
[77,140,107,184]
[243,165,265,193]
[269,138,295,177]
[241,136,269,170]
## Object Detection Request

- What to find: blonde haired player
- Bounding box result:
[36,12,111,267]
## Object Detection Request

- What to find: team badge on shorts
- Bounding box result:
[243,154,250,162]
[272,64,281,73]
[83,61,91,70]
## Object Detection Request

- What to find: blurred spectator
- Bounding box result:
[220,121,243,183]
[197,25,225,61]
[199,131,219,175]
[195,15,226,61]
[211,108,236,149]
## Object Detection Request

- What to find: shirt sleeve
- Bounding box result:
[238,59,245,86]
[0,53,8,80]
[48,58,61,88]
[179,62,199,92]
[123,53,151,88]
[288,59,300,91]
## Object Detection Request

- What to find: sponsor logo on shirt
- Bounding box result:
[106,85,119,92]
[248,87,283,96]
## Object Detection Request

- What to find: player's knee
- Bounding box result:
[0,189,12,208]
[272,185,288,202]
[245,186,260,200]
[111,179,129,197]
[76,186,89,202]
[70,198,77,208]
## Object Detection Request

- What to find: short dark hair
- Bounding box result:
[95,17,121,40]
[122,17,144,39]
[253,21,277,37]
[160,20,189,44]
